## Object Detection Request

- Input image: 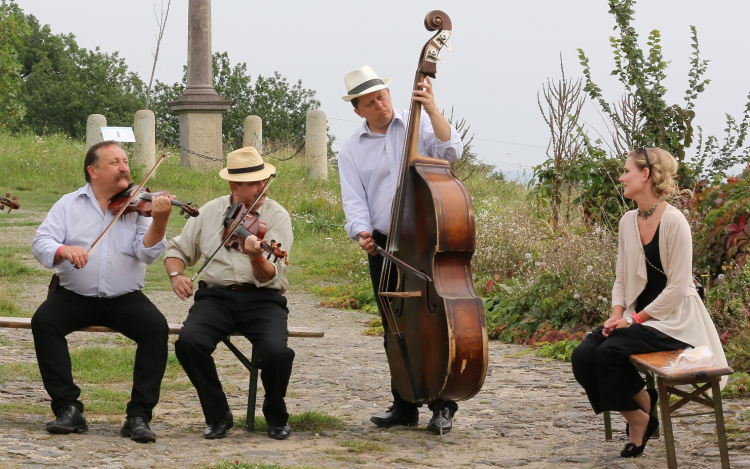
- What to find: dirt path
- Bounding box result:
[2,216,750,468]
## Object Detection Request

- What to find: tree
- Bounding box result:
[151,52,324,152]
[577,0,709,164]
[537,57,585,229]
[0,0,28,128]
[144,0,172,110]
[9,2,145,136]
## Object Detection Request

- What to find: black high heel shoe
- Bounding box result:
[621,414,659,458]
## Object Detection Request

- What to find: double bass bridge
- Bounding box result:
[379,291,422,298]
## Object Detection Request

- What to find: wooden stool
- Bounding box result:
[603,349,733,469]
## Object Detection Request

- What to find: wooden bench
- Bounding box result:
[0,316,324,431]
[603,349,733,469]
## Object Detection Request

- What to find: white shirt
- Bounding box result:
[165,195,293,293]
[32,184,166,297]
[338,109,463,238]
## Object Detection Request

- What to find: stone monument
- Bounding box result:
[168,0,232,169]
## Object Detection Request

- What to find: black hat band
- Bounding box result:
[348,78,384,95]
[227,163,265,174]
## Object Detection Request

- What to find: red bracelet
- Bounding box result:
[251,257,265,263]
[56,245,66,259]
[632,313,643,324]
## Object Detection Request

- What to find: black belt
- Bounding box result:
[222,283,258,292]
[198,281,257,292]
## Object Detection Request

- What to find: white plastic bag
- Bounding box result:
[659,346,717,374]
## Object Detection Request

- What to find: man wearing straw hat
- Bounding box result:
[338,65,463,434]
[164,147,295,440]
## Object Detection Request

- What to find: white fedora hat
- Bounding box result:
[341,66,392,102]
[219,147,276,182]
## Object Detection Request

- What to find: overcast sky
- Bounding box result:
[17,0,750,174]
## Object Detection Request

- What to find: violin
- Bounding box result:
[109,184,199,219]
[1,193,19,213]
[223,202,288,264]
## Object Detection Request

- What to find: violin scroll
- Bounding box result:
[0,193,20,213]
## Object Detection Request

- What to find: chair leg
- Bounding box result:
[712,381,731,469]
[247,347,259,431]
[646,371,660,439]
[604,410,613,441]
[658,377,678,469]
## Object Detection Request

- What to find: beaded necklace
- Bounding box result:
[638,201,661,219]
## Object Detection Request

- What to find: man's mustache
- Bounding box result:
[114,172,132,183]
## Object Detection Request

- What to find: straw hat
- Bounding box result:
[219,147,276,182]
[341,66,392,102]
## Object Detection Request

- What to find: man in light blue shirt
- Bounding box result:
[338,66,463,434]
[31,141,172,443]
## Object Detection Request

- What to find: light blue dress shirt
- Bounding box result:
[32,184,166,298]
[338,109,463,239]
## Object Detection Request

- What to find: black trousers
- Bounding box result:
[571,324,689,414]
[31,287,168,421]
[174,285,294,427]
[368,231,458,415]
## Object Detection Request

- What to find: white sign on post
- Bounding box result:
[100,127,136,142]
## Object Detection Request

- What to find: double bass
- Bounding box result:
[379,10,488,405]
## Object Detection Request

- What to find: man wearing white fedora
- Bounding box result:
[164,146,295,440]
[338,65,463,434]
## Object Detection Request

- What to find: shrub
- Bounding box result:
[690,166,750,277]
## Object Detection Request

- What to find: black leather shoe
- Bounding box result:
[370,406,419,428]
[46,405,88,434]
[427,407,453,434]
[621,414,659,458]
[268,424,291,440]
[203,412,233,439]
[120,416,156,443]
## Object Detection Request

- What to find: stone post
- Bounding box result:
[305,109,328,180]
[168,0,232,169]
[243,116,262,153]
[133,110,156,173]
[86,114,107,149]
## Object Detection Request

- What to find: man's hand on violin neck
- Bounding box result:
[58,245,88,268]
[357,231,377,255]
[150,195,175,223]
[244,234,265,260]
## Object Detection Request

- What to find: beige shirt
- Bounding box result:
[613,204,728,384]
[165,195,293,293]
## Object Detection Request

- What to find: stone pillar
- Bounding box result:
[305,110,328,180]
[168,0,231,169]
[133,110,156,172]
[86,114,107,149]
[243,115,262,153]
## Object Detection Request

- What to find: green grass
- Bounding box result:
[338,439,388,453]
[235,410,344,433]
[0,132,367,297]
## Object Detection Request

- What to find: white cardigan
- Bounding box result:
[612,204,728,384]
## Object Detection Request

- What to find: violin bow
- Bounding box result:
[191,175,276,283]
[72,154,167,270]
[357,233,431,283]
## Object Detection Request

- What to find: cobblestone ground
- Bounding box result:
[2,224,750,468]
